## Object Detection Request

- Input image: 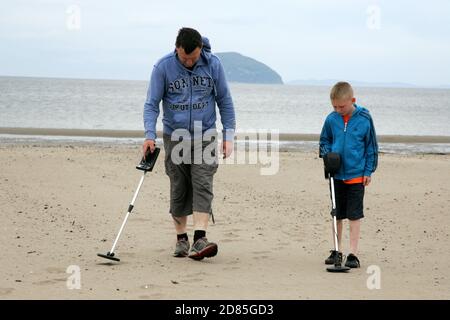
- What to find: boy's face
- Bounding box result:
[332,97,356,116]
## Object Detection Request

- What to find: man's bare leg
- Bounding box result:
[173,215,188,235]
[193,211,209,232]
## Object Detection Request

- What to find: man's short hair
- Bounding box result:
[175,27,202,54]
[330,82,354,100]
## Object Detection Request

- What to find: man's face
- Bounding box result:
[332,97,356,116]
[176,46,202,68]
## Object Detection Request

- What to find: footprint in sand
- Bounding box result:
[223,266,240,271]
[183,278,203,283]
[252,255,269,260]
[34,276,67,286]
[222,231,239,243]
[140,283,158,290]
[132,217,151,222]
[33,279,58,286]
[275,242,290,248]
[45,267,66,274]
[120,252,136,258]
[226,259,240,265]
[138,292,164,299]
[0,288,14,296]
[220,239,235,243]
[223,232,236,237]
[251,251,271,260]
[186,271,207,277]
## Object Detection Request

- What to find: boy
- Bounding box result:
[319,82,378,268]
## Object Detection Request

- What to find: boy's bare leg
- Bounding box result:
[173,216,188,235]
[193,211,209,232]
[336,220,343,251]
[349,219,361,255]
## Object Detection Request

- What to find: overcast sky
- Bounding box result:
[1,0,450,86]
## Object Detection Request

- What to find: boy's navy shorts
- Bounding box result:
[333,179,365,220]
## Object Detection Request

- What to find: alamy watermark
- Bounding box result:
[166,122,279,175]
[66,4,81,31]
[366,265,381,290]
[366,5,381,30]
[66,265,81,290]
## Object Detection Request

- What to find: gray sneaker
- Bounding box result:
[173,239,190,257]
[188,237,218,260]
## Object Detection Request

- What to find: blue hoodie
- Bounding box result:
[319,104,378,180]
[143,37,236,141]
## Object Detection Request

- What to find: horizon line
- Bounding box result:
[1,74,449,89]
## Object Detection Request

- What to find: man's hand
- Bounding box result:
[221,140,233,159]
[143,139,156,160]
[363,176,371,186]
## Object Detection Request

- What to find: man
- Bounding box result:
[143,27,236,260]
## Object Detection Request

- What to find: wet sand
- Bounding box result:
[1,127,450,143]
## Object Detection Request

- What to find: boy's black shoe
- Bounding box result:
[345,253,361,268]
[325,250,343,265]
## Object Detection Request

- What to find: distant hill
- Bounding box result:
[287,78,419,88]
[215,52,283,84]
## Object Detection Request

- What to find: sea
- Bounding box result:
[1,76,449,154]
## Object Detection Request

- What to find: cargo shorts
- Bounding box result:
[163,134,219,217]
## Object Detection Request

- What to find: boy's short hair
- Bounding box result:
[175,27,202,54]
[330,82,354,100]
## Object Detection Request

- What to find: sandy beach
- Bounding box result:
[1,141,449,299]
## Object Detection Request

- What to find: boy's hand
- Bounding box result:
[363,176,371,186]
